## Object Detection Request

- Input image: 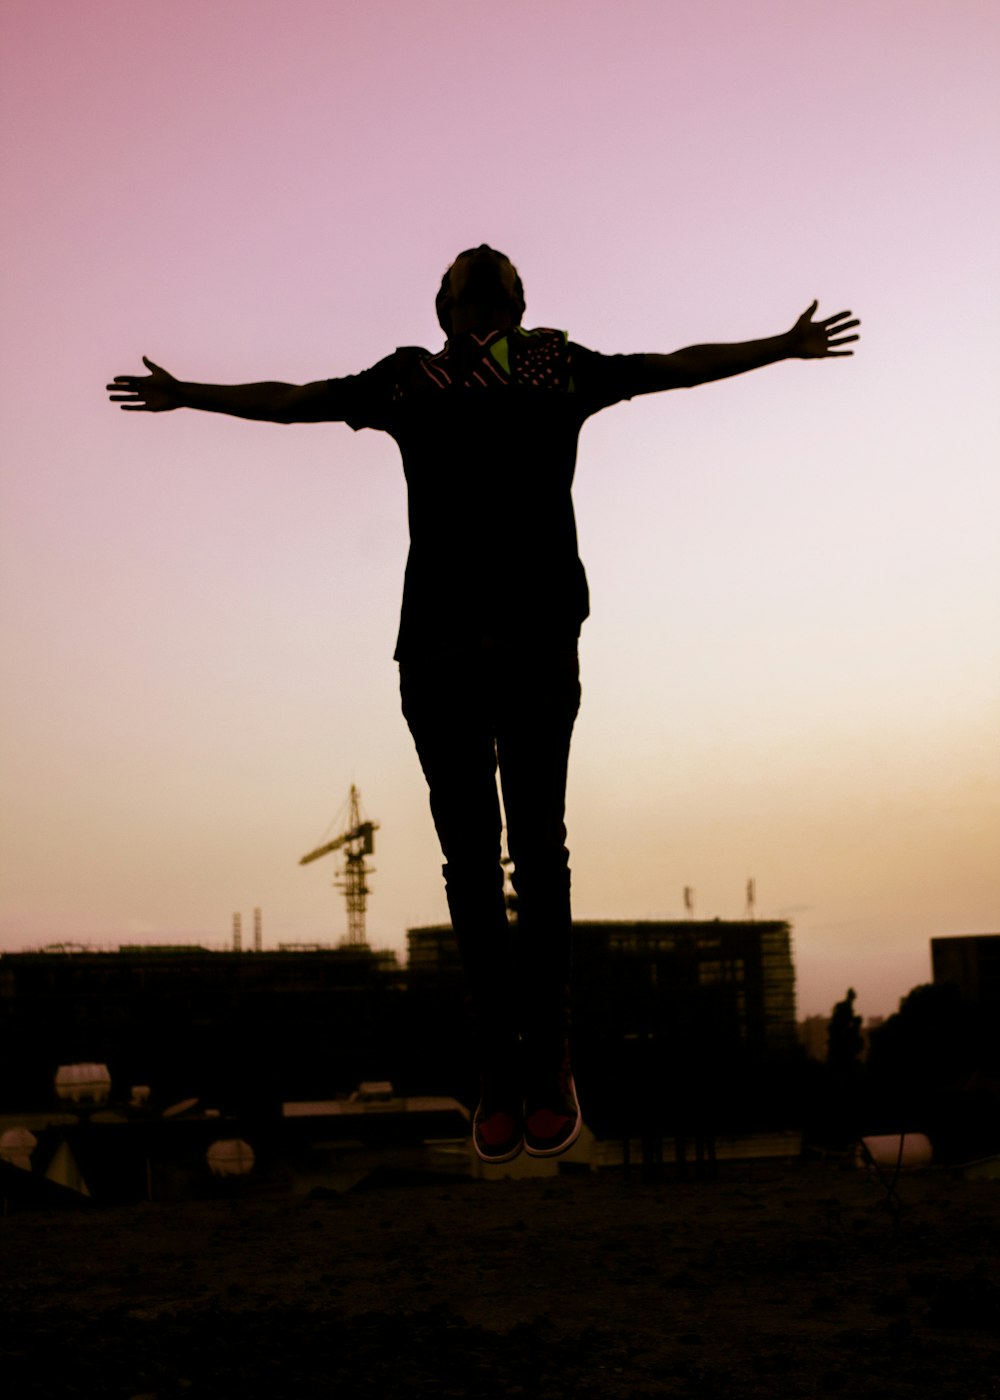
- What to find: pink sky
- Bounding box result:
[2,0,998,1016]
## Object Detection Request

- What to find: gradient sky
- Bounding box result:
[2,0,998,1017]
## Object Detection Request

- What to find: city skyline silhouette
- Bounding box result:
[3,2,998,1020]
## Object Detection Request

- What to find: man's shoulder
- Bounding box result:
[347,346,433,375]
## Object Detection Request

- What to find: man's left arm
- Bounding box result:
[632,302,860,392]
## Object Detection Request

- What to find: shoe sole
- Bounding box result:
[523,1114,582,1158]
[473,1137,524,1165]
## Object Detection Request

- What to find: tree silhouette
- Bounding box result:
[866,982,1000,1160]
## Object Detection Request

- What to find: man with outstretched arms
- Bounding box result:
[109,244,859,1163]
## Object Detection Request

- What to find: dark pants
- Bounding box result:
[399,636,581,1064]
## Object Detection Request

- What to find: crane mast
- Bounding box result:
[299,785,379,947]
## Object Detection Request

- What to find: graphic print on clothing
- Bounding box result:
[411,327,576,394]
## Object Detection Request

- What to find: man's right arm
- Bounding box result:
[107,357,350,423]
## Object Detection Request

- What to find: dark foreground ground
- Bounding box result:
[3,1159,999,1399]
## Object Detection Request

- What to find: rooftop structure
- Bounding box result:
[931,932,1000,1009]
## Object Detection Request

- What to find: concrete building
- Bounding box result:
[407,919,799,1135]
[0,943,404,1111]
[408,918,797,1051]
[931,933,1000,1010]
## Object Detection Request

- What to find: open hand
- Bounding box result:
[787,302,860,359]
[107,356,181,411]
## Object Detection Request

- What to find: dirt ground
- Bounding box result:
[3,1158,1000,1399]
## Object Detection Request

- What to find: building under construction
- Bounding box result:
[0,943,404,1112]
[408,918,796,1045]
[406,919,799,1134]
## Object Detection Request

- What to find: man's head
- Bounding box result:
[436,244,525,337]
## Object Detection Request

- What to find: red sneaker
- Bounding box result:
[472,1087,524,1164]
[523,1060,582,1158]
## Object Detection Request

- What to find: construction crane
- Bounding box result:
[299,786,379,947]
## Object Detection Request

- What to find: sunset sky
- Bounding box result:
[2,0,997,1017]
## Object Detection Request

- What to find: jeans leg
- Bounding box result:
[496,642,581,1058]
[399,658,515,1050]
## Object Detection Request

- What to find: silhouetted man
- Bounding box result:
[108,245,859,1163]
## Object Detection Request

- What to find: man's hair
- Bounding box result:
[435,246,526,336]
